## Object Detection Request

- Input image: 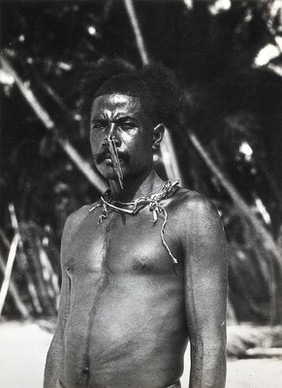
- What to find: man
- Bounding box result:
[44,61,227,388]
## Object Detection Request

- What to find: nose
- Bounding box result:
[105,123,121,147]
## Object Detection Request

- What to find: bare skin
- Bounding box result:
[44,94,227,388]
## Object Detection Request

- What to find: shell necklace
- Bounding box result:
[89,180,180,264]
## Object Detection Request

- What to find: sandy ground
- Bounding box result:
[0,321,281,388]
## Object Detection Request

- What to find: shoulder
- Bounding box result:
[169,187,225,244]
[62,203,95,239]
[60,203,97,259]
[172,187,220,222]
[173,189,227,264]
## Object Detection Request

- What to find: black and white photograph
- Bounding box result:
[0,0,282,387]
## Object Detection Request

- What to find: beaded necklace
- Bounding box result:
[89,180,180,264]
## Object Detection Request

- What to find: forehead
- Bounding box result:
[91,94,142,118]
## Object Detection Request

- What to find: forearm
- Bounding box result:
[189,342,226,388]
[44,211,75,387]
[44,335,63,388]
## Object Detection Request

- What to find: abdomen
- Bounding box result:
[61,273,188,387]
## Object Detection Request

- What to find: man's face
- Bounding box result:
[90,93,155,181]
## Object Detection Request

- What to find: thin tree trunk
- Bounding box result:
[124,0,149,65]
[0,233,20,316]
[10,205,43,315]
[0,225,42,315]
[23,224,56,316]
[0,251,30,319]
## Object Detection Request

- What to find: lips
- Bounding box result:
[103,153,111,160]
[95,151,110,164]
[96,150,128,165]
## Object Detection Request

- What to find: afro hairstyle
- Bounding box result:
[80,59,182,130]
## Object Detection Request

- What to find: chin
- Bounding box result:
[97,163,125,179]
[98,170,116,181]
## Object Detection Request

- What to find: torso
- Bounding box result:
[59,189,190,388]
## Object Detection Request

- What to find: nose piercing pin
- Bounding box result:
[107,135,124,189]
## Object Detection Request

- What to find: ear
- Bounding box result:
[152,123,165,150]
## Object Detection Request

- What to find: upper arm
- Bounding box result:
[56,214,74,333]
[55,206,89,335]
[44,214,75,387]
[182,195,227,346]
[44,206,90,386]
[47,213,75,352]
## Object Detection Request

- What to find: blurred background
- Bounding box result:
[1,0,282,385]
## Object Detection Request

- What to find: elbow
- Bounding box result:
[190,336,226,358]
[44,336,62,388]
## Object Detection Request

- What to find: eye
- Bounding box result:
[92,122,106,131]
[119,122,135,130]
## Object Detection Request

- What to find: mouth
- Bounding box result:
[103,153,112,161]
[97,151,127,164]
[95,152,111,164]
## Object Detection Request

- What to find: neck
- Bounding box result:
[108,170,165,202]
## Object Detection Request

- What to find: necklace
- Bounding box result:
[89,180,180,264]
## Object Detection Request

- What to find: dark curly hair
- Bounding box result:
[81,59,182,130]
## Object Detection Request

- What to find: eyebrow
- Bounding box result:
[116,116,136,122]
[91,116,137,123]
[91,118,107,123]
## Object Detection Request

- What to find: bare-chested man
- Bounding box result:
[44,62,227,388]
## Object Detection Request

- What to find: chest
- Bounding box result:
[66,207,181,276]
